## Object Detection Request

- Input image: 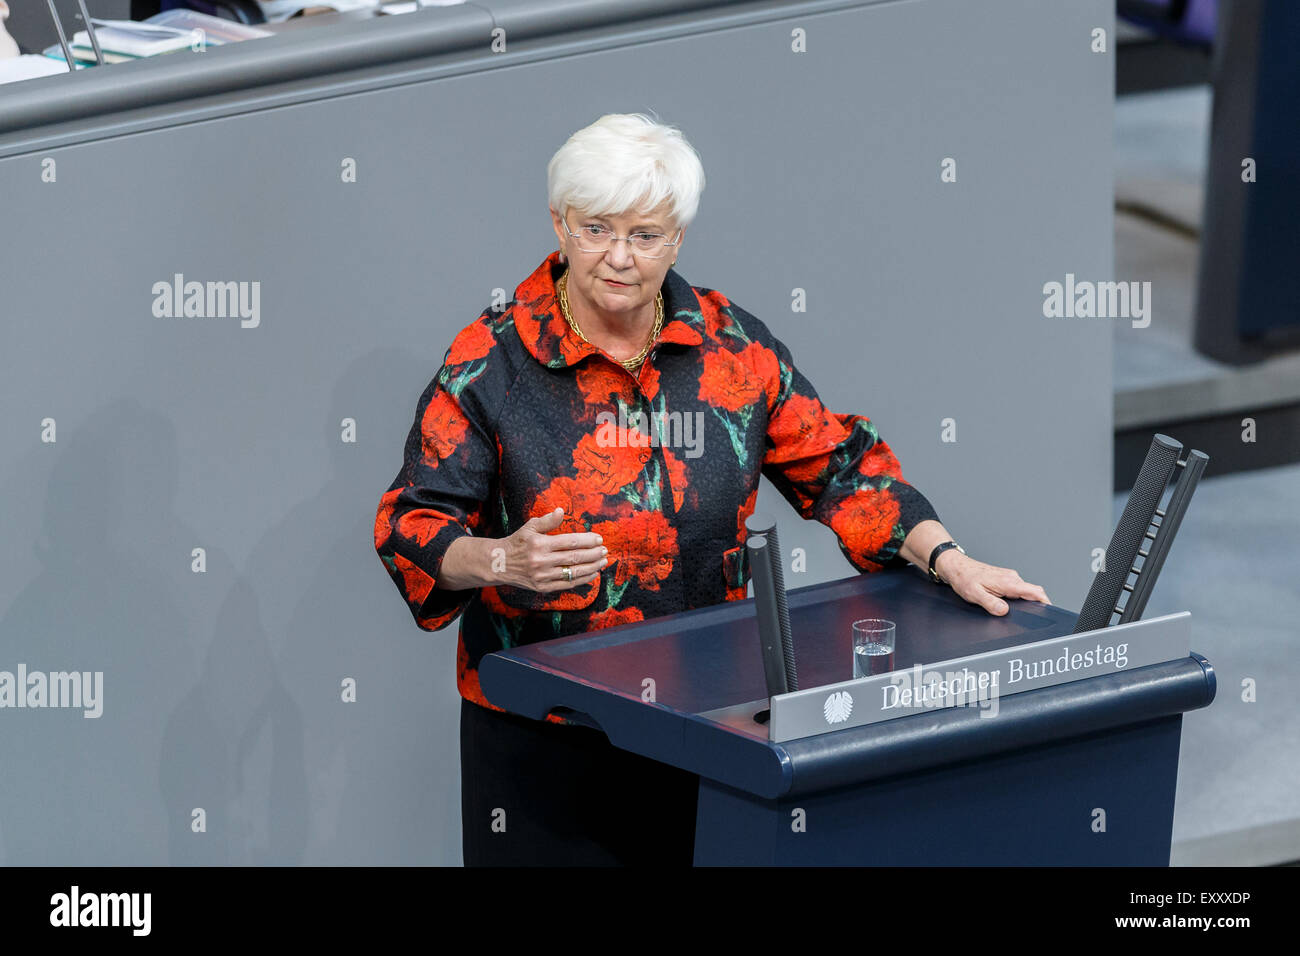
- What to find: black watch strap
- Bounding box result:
[927,541,965,584]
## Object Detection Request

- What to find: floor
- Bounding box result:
[1113,87,1300,865]
[1114,87,1300,428]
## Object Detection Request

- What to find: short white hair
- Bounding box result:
[547,112,705,231]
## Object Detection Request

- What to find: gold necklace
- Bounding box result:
[557,269,663,371]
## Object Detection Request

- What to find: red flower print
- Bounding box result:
[857,438,903,479]
[765,395,846,484]
[704,307,730,341]
[698,347,766,412]
[530,476,605,525]
[374,486,402,549]
[638,360,661,400]
[592,510,677,590]
[420,390,469,467]
[590,606,645,629]
[478,586,531,619]
[737,487,758,539]
[558,330,591,366]
[446,321,495,365]
[482,573,601,612]
[700,292,736,341]
[456,637,507,713]
[395,510,453,548]
[735,341,781,410]
[829,487,901,568]
[780,394,843,447]
[661,447,687,512]
[576,363,633,409]
[514,307,547,353]
[572,431,652,495]
[389,553,434,608]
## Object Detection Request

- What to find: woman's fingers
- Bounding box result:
[1023,582,1051,604]
[537,553,611,591]
[542,530,604,552]
[538,544,607,590]
[948,560,1009,615]
[555,544,607,567]
[997,573,1050,606]
[975,586,1011,616]
[953,563,1051,615]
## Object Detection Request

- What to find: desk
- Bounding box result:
[258,7,382,33]
[480,567,1215,865]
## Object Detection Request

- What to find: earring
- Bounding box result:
[558,249,566,263]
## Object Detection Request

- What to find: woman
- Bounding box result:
[375,113,1050,866]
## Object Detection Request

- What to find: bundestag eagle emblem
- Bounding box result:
[823,690,854,724]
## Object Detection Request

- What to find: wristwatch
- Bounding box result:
[927,540,965,584]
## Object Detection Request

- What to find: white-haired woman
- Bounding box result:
[375,113,1050,866]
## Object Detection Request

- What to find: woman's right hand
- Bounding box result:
[498,507,609,592]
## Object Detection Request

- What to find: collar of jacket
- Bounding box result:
[511,249,706,369]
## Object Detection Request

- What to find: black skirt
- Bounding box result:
[459,698,700,866]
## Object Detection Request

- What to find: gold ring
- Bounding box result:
[563,566,572,582]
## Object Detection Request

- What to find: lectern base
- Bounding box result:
[693,715,1182,865]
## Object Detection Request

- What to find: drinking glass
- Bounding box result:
[852,619,896,678]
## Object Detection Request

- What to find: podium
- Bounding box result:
[478,567,1215,865]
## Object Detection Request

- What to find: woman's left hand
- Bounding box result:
[935,551,1051,616]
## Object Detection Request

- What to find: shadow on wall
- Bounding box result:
[0,346,459,865]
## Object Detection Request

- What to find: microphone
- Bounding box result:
[749,513,798,689]
[745,512,799,724]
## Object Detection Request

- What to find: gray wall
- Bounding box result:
[0,0,1113,864]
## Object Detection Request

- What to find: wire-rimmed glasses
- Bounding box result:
[562,218,683,259]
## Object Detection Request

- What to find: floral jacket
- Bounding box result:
[374,250,940,724]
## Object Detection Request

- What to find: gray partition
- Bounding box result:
[0,0,1113,864]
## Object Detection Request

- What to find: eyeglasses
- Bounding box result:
[562,218,683,259]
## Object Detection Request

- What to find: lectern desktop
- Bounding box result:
[478,568,1214,865]
[482,436,1213,865]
